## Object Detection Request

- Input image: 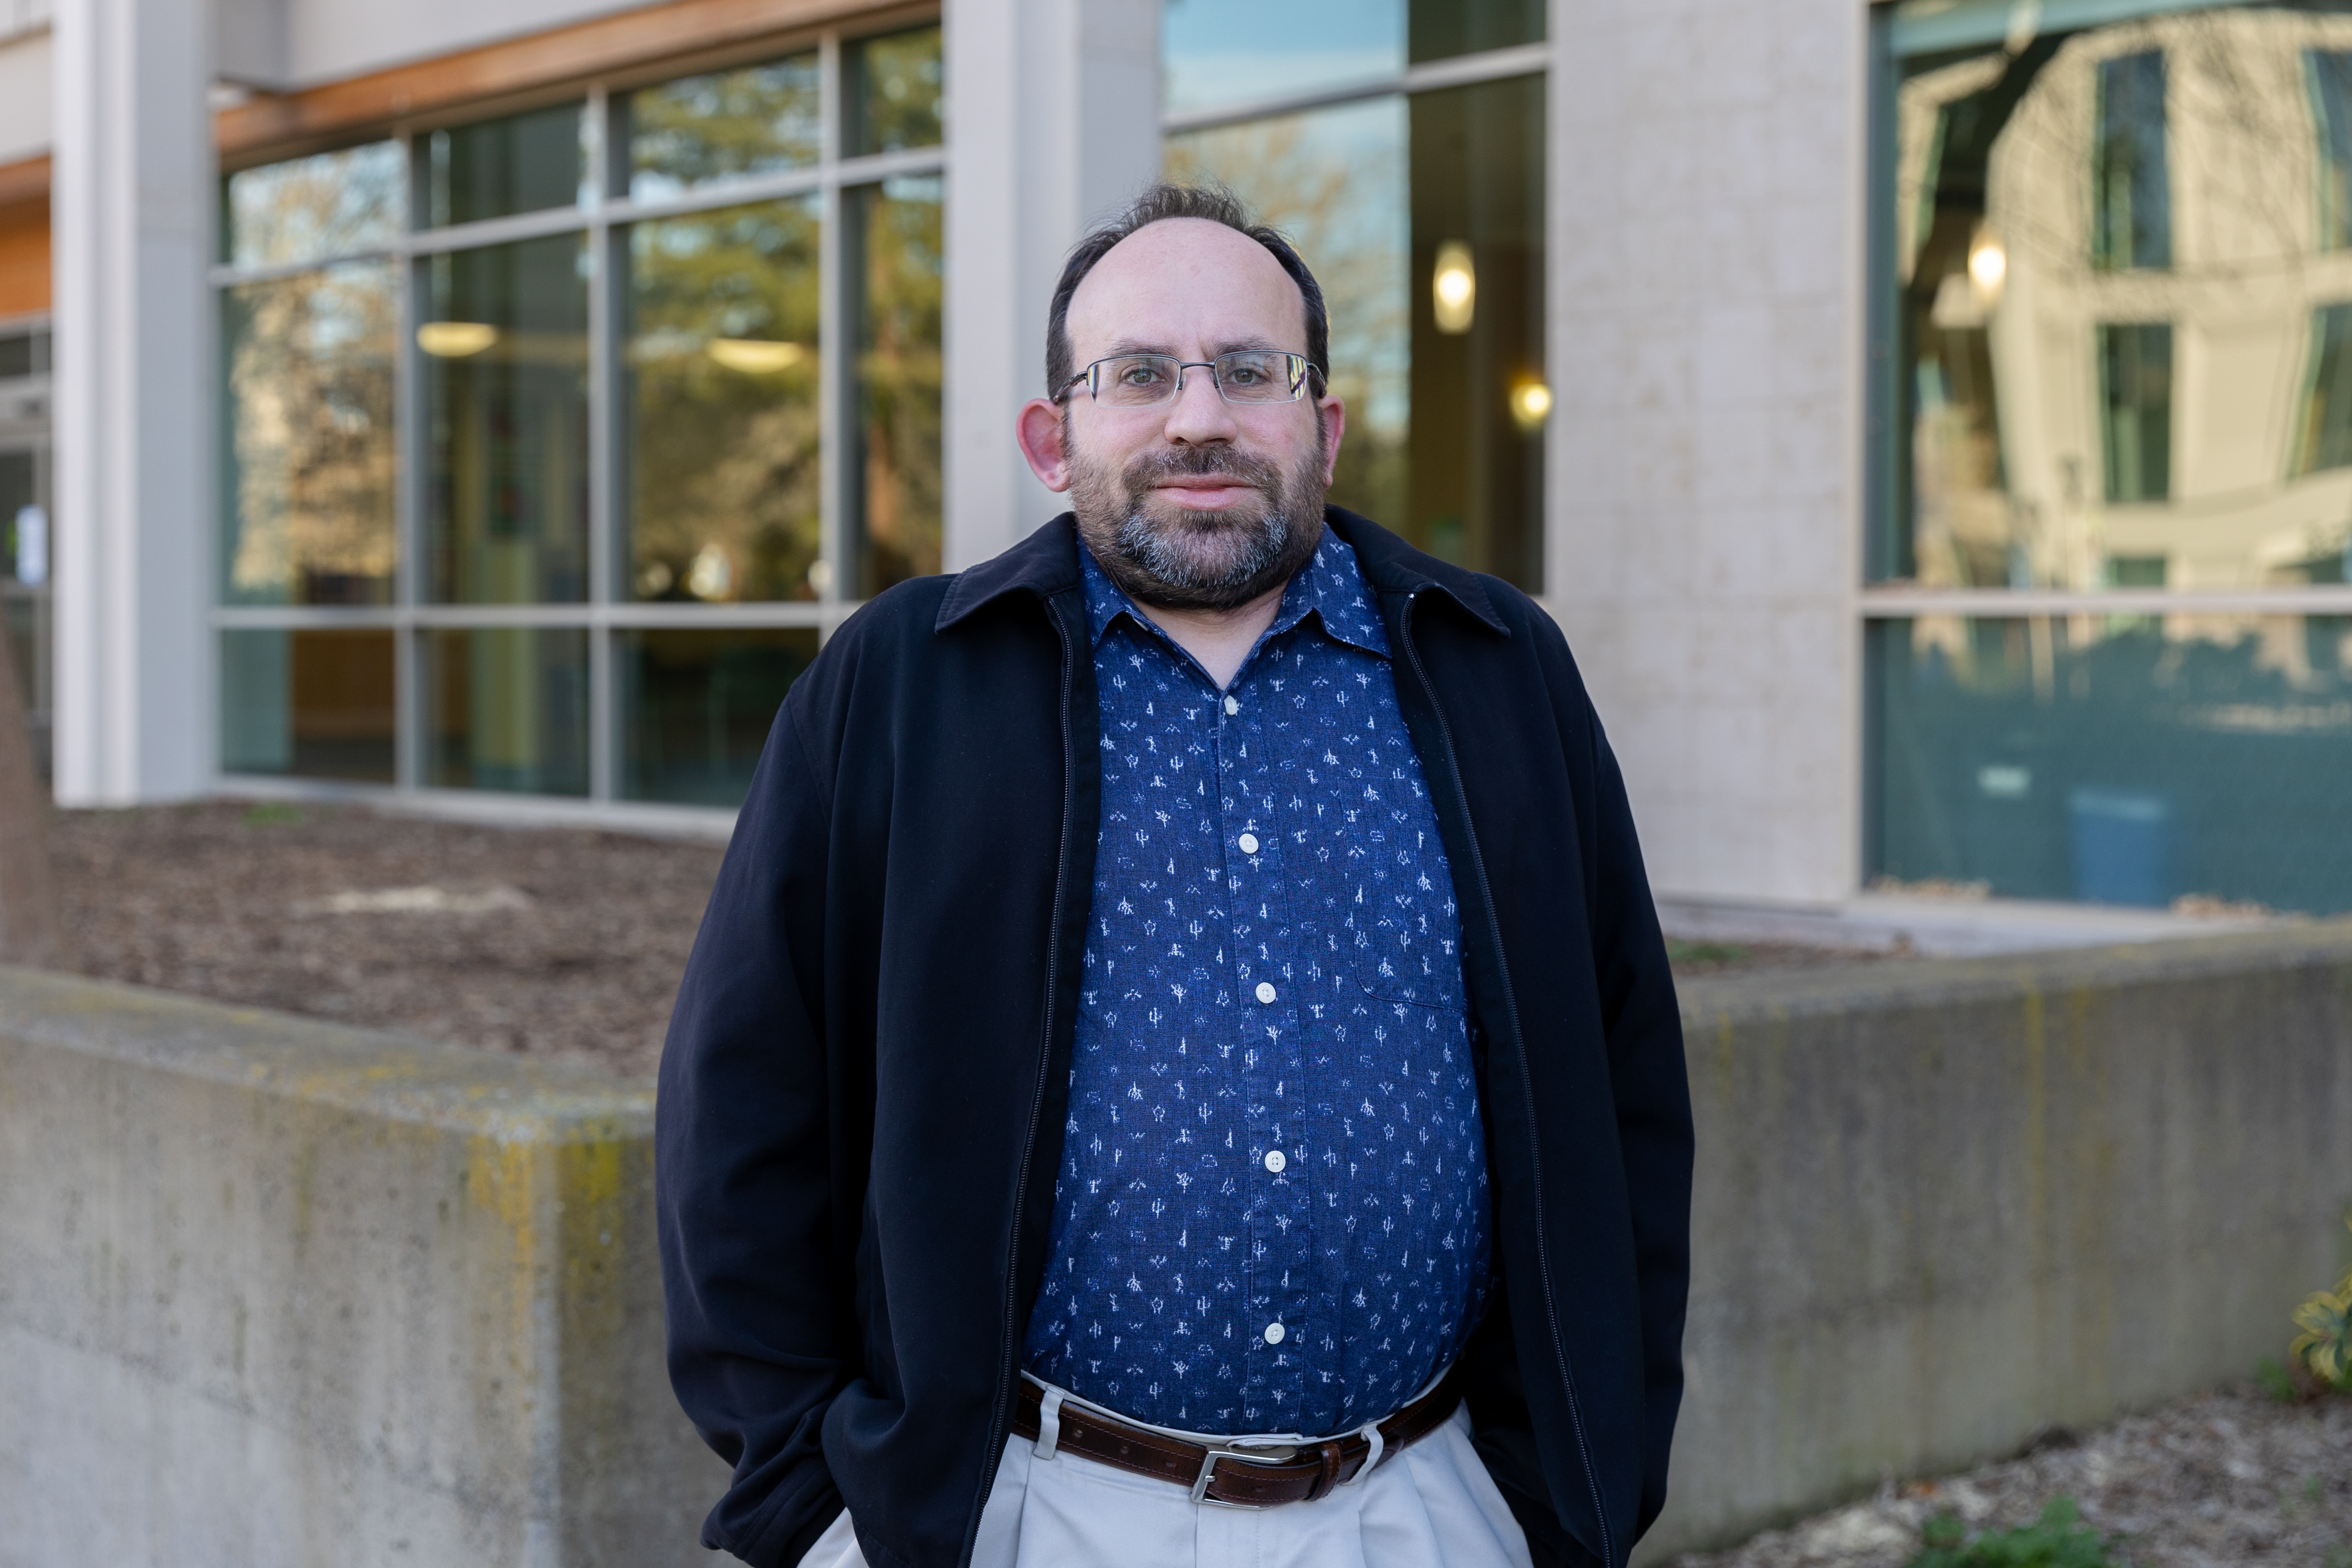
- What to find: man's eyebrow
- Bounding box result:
[1091,335,1296,362]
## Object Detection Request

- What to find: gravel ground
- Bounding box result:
[43,800,724,1076]
[1665,1386,2352,1568]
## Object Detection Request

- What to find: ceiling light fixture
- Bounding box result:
[416,321,499,358]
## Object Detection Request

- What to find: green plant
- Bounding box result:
[1666,939,1749,967]
[1908,1498,2125,1568]
[242,802,305,827]
[2256,1355,2300,1403]
[2289,1213,2352,1392]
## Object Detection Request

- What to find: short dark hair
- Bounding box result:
[1045,183,1330,398]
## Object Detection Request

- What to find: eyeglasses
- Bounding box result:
[1056,350,1321,409]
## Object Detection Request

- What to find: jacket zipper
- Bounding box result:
[968,598,1078,1565]
[1399,591,1616,1568]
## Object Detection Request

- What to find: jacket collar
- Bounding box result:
[934,506,1509,637]
[1325,506,1510,636]
[934,514,1086,630]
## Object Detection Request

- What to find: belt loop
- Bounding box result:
[1342,1418,1384,1485]
[1033,1386,1065,1460]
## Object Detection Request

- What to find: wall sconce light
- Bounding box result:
[417,321,499,358]
[1968,228,2007,297]
[1433,241,1475,334]
[1508,381,1553,432]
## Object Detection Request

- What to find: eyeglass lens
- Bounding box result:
[1091,351,1306,407]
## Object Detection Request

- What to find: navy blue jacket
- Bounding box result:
[655,510,1693,1568]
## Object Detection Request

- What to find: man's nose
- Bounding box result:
[1160,366,1240,444]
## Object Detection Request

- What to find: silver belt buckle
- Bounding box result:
[1189,1436,1300,1510]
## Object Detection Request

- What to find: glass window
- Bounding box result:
[424,627,589,795]
[619,627,817,803]
[1171,99,1410,530]
[1162,0,1542,118]
[1408,0,1544,66]
[2098,321,2171,503]
[426,103,587,227]
[2301,301,2352,474]
[223,142,403,267]
[1408,73,1546,589]
[848,176,945,596]
[213,34,946,810]
[2093,51,2170,271]
[627,198,823,603]
[627,54,821,200]
[846,26,944,155]
[1881,2,2352,591]
[1164,0,1402,115]
[423,237,590,604]
[220,262,398,605]
[1869,614,2352,913]
[2308,48,2352,248]
[1,450,34,579]
[219,628,396,782]
[1166,72,1545,590]
[0,326,48,379]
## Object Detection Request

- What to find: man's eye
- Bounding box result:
[1118,364,1166,386]
[1228,366,1265,385]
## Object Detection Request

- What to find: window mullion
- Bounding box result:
[819,31,848,610]
[395,131,425,792]
[586,82,617,802]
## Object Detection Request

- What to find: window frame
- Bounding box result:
[207,15,945,816]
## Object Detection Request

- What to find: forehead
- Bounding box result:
[1065,218,1309,362]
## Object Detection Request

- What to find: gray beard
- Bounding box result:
[1069,441,1328,612]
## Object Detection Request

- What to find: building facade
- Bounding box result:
[1,0,2347,916]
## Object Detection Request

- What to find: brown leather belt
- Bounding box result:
[1010,1370,1461,1509]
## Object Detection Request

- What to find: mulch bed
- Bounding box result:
[1665,1385,2352,1568]
[26,802,1875,1077]
[41,800,724,1076]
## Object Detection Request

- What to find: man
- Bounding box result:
[656,184,1692,1568]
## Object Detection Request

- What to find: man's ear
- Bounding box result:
[1017,399,1074,492]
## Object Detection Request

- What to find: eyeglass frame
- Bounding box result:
[1053,350,1327,409]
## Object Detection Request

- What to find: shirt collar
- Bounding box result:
[1077,525,1392,661]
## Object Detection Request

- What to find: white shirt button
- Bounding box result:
[1238,833,1260,855]
[1223,695,1240,715]
[1263,1321,1285,1345]
[1254,982,1277,1004]
[1263,1149,1286,1173]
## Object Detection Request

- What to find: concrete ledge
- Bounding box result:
[9,924,2352,1565]
[0,966,723,1568]
[1646,923,2352,1557]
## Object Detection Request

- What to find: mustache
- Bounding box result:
[1122,444,1284,497]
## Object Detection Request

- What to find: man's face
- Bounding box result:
[1045,219,1345,610]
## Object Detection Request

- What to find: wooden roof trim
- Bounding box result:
[0,154,51,209]
[217,0,919,163]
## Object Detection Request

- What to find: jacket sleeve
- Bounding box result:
[1558,641,1694,1545]
[656,696,850,1568]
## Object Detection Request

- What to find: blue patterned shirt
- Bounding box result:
[1021,527,1493,1438]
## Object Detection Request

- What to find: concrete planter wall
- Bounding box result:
[1650,925,2352,1557]
[4,926,2351,1565]
[0,967,722,1568]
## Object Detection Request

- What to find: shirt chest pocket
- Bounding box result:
[1347,878,1470,1015]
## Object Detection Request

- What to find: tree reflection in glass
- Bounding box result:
[848,177,943,596]
[627,198,821,603]
[423,236,590,604]
[627,54,821,201]
[220,261,398,605]
[221,142,402,268]
[846,26,944,156]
